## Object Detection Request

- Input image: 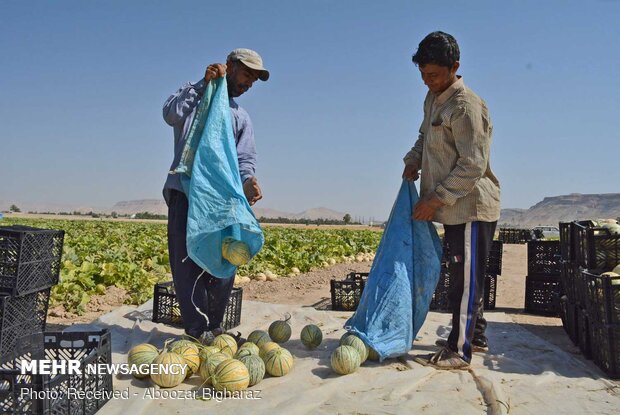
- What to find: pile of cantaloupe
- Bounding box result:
[127,329,294,392]
[330,332,379,376]
[126,315,324,392]
[127,314,379,391]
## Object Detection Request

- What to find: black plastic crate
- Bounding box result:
[347,272,369,282]
[574,267,591,307]
[560,297,579,345]
[330,278,365,311]
[484,274,497,310]
[569,220,596,262]
[0,330,112,414]
[584,271,620,326]
[559,260,578,304]
[560,295,579,344]
[429,266,451,311]
[430,270,497,312]
[578,307,592,359]
[441,237,501,274]
[524,274,561,316]
[0,289,50,359]
[527,240,561,277]
[573,222,620,270]
[152,281,242,330]
[498,228,532,244]
[559,222,572,261]
[590,322,620,379]
[487,240,503,275]
[0,226,64,297]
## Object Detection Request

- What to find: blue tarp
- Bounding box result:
[345,180,442,361]
[175,77,264,278]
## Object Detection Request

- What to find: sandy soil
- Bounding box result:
[46,286,131,331]
[47,243,591,364]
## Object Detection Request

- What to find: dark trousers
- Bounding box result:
[444,221,497,362]
[167,190,234,338]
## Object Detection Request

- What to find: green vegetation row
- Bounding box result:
[2,218,382,314]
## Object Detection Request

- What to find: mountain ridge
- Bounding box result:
[2,193,618,225]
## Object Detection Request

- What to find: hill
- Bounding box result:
[499,193,620,227]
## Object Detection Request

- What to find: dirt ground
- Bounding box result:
[48,243,586,362]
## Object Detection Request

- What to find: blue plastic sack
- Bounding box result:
[176,77,264,278]
[345,180,442,361]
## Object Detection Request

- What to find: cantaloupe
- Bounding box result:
[150,352,186,388]
[601,223,620,235]
[199,345,221,364]
[127,343,159,379]
[339,332,354,345]
[238,355,265,386]
[341,335,369,363]
[238,342,260,356]
[172,344,201,378]
[199,352,229,385]
[300,324,323,349]
[331,345,361,375]
[247,330,271,348]
[168,339,199,354]
[222,237,251,266]
[211,359,250,393]
[269,315,292,343]
[95,284,106,295]
[263,348,294,377]
[259,341,281,360]
[367,347,380,361]
[212,334,238,358]
[234,348,255,359]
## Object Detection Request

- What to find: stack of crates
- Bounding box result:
[429,240,502,312]
[524,240,562,315]
[498,228,533,244]
[0,225,116,413]
[0,225,63,359]
[0,330,113,414]
[559,220,620,378]
[559,221,585,346]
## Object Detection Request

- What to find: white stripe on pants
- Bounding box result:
[457,222,472,355]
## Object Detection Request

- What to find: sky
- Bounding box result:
[1,0,619,221]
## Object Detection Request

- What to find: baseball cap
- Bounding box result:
[227,48,270,81]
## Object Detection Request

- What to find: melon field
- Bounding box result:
[1,218,381,314]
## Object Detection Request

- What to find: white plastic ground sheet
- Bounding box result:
[67,300,619,415]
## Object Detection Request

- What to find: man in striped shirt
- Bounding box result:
[404,32,501,370]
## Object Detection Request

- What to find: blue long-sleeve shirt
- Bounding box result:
[162,78,257,205]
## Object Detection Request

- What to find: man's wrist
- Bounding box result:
[429,192,445,208]
[193,78,208,95]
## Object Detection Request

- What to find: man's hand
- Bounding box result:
[204,63,227,82]
[402,163,420,181]
[412,192,444,221]
[243,177,263,206]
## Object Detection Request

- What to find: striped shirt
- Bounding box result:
[404,77,500,225]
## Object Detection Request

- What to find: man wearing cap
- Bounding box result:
[162,48,270,341]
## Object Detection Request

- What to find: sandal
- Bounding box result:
[413,347,470,370]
